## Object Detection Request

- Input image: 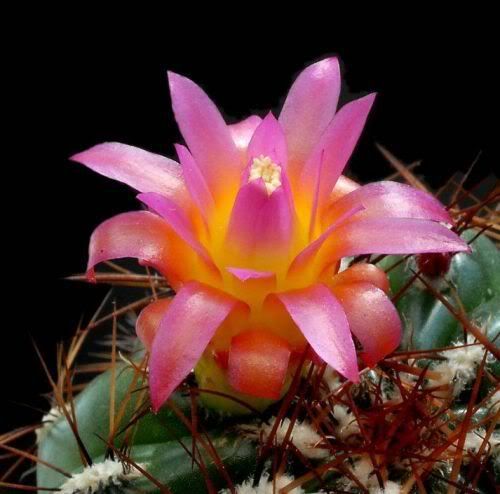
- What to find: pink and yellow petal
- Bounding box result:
[299,94,376,217]
[324,181,452,226]
[226,268,276,307]
[247,113,287,168]
[279,57,341,179]
[287,204,364,281]
[175,144,215,224]
[149,281,248,411]
[329,175,359,203]
[137,192,220,281]
[319,217,470,263]
[86,211,194,288]
[331,281,401,367]
[229,115,262,154]
[326,263,390,294]
[228,330,291,399]
[168,72,240,197]
[136,298,171,351]
[226,179,294,268]
[271,284,359,382]
[71,142,189,206]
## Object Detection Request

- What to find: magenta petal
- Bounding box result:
[87,211,173,280]
[279,58,341,178]
[273,284,359,382]
[333,282,401,367]
[149,282,246,411]
[226,179,293,259]
[288,204,364,276]
[137,192,214,268]
[247,113,287,168]
[300,94,376,211]
[326,181,452,224]
[322,218,471,261]
[226,267,275,282]
[168,72,240,194]
[175,144,215,222]
[229,115,262,152]
[71,142,188,204]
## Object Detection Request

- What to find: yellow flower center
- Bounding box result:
[248,155,282,194]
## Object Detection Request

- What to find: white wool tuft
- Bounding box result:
[332,405,360,440]
[36,403,72,443]
[246,417,329,459]
[488,389,500,413]
[431,333,494,396]
[59,459,142,494]
[360,370,407,406]
[369,480,402,493]
[323,367,342,393]
[219,473,304,494]
[339,455,400,492]
[352,456,375,486]
[463,429,500,463]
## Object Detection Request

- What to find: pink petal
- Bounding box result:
[149,282,247,411]
[175,144,215,222]
[227,267,277,296]
[229,115,262,152]
[168,72,240,195]
[137,192,214,268]
[300,94,376,212]
[228,330,291,399]
[332,282,401,367]
[247,113,287,168]
[330,175,359,203]
[279,58,341,179]
[71,142,188,205]
[272,284,359,382]
[319,217,470,263]
[226,267,275,282]
[328,263,390,294]
[324,181,452,225]
[87,211,185,284]
[226,179,293,260]
[288,204,364,277]
[136,298,171,351]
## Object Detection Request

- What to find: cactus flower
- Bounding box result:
[72,58,469,412]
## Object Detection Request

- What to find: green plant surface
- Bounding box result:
[37,365,189,488]
[90,435,256,493]
[37,365,257,493]
[377,230,500,350]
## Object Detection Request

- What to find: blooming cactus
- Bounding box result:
[72,58,469,412]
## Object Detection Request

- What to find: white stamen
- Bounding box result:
[249,155,282,195]
[59,459,143,494]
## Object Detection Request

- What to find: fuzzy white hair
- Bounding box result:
[59,459,142,494]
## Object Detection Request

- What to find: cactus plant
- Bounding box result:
[1,59,498,493]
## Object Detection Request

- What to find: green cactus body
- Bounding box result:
[37,365,256,493]
[378,230,500,351]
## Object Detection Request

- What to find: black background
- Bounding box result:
[2,23,496,438]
